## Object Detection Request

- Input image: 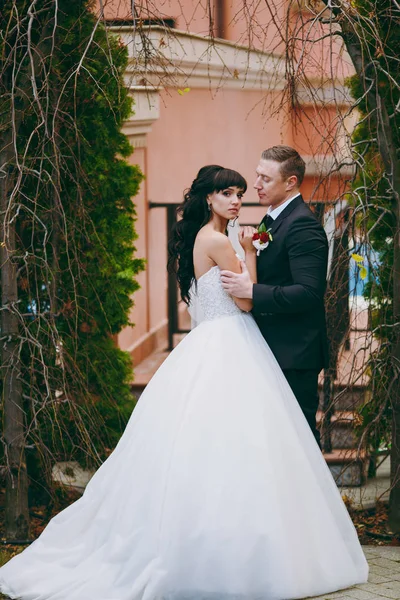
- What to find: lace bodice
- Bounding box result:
[196,266,242,322]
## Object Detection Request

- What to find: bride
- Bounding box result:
[0,165,368,600]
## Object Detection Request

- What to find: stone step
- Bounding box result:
[323,448,369,486]
[318,385,366,411]
[317,410,359,450]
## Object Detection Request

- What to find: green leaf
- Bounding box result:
[258,223,267,233]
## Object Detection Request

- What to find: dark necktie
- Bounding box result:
[261,214,274,230]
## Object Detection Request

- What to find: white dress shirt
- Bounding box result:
[268,193,301,220]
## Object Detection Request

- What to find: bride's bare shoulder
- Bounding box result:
[193,229,232,277]
[195,227,230,251]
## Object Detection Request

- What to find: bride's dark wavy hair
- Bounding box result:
[168,165,247,305]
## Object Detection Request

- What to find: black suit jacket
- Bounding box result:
[252,195,329,371]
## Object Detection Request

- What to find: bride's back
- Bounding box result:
[193,225,225,281]
[193,224,232,279]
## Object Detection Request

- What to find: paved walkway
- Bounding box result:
[339,456,390,511]
[308,546,400,599]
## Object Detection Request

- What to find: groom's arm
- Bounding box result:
[252,216,328,315]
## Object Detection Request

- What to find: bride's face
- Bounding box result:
[208,186,244,220]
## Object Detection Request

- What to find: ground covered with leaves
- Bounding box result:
[348,501,400,546]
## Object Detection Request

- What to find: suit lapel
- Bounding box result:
[268,194,304,235]
[257,195,305,272]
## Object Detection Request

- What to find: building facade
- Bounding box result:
[99,0,354,366]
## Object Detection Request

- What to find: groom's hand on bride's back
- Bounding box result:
[221,261,253,299]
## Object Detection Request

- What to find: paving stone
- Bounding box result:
[363,581,400,600]
[340,588,388,599]
[384,573,400,582]
[366,572,394,584]
[306,547,400,599]
[354,582,400,598]
[363,547,385,557]
[368,563,400,578]
[310,596,354,599]
[309,593,355,599]
[371,547,400,561]
[307,592,353,599]
[383,580,400,593]
[369,557,400,572]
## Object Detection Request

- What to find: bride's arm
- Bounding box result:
[207,233,253,312]
[239,226,257,284]
[244,251,257,283]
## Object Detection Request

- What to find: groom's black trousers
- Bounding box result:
[282,369,321,449]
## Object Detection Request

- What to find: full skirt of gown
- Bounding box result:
[0,268,368,600]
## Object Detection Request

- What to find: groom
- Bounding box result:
[221,145,329,448]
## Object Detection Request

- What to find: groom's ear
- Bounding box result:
[286,175,298,191]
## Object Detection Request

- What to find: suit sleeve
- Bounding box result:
[252,215,328,315]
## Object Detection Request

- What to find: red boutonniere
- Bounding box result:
[252,223,273,256]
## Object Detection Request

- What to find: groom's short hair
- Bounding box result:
[261,146,305,185]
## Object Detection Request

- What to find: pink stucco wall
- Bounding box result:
[147,88,286,205]
[102,0,214,35]
[224,0,287,54]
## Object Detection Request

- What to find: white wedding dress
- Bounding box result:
[0,265,368,600]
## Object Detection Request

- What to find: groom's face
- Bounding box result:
[254,159,295,209]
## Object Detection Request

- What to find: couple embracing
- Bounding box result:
[0,146,368,600]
